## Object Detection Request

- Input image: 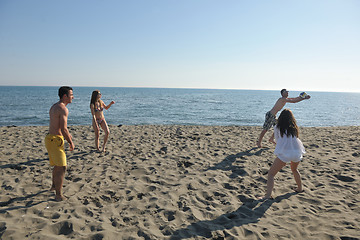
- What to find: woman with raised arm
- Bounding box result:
[90,90,115,152]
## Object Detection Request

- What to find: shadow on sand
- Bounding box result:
[206,147,269,178]
[0,158,47,170]
[170,192,297,239]
[0,190,49,213]
[168,147,289,239]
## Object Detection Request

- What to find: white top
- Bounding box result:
[274,126,305,163]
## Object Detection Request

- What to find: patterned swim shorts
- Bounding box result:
[262,111,277,130]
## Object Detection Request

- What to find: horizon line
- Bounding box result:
[0,85,359,94]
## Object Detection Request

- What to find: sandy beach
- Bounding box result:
[0,125,359,239]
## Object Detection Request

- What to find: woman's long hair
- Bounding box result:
[276,109,299,138]
[90,90,100,107]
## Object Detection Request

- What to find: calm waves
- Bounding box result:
[1,86,359,127]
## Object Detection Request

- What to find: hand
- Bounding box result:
[69,142,75,151]
[110,101,115,105]
[305,95,311,99]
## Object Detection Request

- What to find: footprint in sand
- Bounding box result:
[163,210,176,221]
[137,193,145,200]
[51,221,73,235]
[223,183,238,190]
[72,177,82,182]
[177,201,190,212]
[51,213,60,219]
[335,175,355,182]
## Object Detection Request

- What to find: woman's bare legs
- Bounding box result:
[100,119,110,152]
[290,161,303,192]
[92,119,100,151]
[261,157,286,199]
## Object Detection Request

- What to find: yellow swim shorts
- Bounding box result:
[45,134,67,166]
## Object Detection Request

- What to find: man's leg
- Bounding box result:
[257,129,267,148]
[50,171,55,191]
[53,166,67,201]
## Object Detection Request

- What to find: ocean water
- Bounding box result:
[0,86,359,127]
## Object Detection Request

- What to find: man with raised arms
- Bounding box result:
[257,89,310,148]
[45,86,75,201]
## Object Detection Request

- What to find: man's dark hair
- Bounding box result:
[280,89,287,94]
[58,86,73,99]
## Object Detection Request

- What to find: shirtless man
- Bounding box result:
[257,89,310,148]
[45,86,75,201]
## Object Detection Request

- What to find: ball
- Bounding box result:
[299,92,308,98]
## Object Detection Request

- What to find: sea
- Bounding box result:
[0,86,359,127]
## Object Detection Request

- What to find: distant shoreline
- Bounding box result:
[1,85,360,93]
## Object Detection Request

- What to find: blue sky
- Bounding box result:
[0,0,359,92]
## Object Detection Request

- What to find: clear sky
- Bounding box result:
[0,0,359,92]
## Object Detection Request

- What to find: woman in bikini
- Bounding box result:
[90,90,115,152]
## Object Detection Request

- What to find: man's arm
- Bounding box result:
[286,95,311,103]
[59,108,75,151]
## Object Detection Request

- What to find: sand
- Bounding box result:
[0,125,359,239]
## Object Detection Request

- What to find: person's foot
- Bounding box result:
[102,146,106,152]
[50,185,55,191]
[292,187,304,193]
[55,195,67,201]
[257,195,273,201]
[257,141,262,148]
